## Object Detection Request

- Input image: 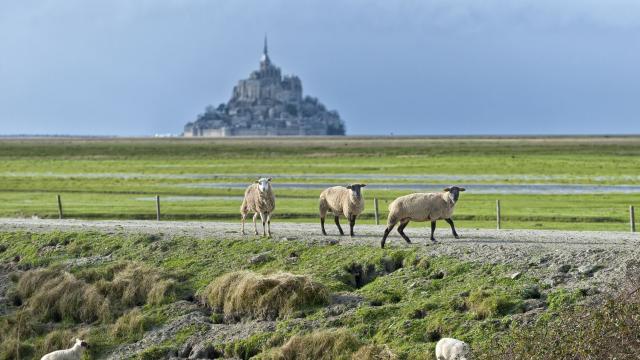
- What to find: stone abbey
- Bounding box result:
[183,37,345,137]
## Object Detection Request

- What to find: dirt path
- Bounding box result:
[2,218,639,292]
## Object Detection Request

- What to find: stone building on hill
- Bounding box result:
[183,37,346,137]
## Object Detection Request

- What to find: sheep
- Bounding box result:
[381,186,465,248]
[435,338,472,360]
[241,177,276,237]
[319,184,366,237]
[41,338,89,360]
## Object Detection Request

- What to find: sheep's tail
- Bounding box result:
[318,197,328,217]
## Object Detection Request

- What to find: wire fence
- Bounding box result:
[9,193,636,233]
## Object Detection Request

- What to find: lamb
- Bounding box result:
[41,338,89,360]
[241,177,276,237]
[435,338,472,360]
[381,186,465,248]
[319,184,366,237]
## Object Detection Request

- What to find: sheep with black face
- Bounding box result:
[241,177,276,237]
[319,184,366,237]
[381,186,466,248]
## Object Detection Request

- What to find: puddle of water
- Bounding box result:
[177,182,640,194]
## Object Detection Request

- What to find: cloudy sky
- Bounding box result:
[1,0,639,136]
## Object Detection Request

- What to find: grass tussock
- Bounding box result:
[201,271,329,321]
[351,344,398,360]
[111,308,152,341]
[265,328,362,360]
[99,263,177,306]
[17,268,111,323]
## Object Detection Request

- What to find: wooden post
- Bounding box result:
[374,197,380,225]
[631,206,636,233]
[57,194,63,219]
[496,200,501,230]
[156,195,161,221]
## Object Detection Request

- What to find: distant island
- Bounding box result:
[183,37,346,137]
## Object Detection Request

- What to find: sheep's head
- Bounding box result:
[75,338,89,349]
[443,186,466,203]
[346,183,366,198]
[256,177,272,193]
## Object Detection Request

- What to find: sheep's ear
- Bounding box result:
[360,184,367,187]
[459,188,466,192]
[255,180,259,183]
[443,187,451,192]
[346,185,352,189]
[267,177,272,182]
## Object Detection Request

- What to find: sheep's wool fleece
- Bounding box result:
[319,186,365,217]
[388,192,456,223]
[241,183,276,214]
[40,345,84,360]
[435,338,471,360]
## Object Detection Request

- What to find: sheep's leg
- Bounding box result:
[252,213,259,235]
[397,221,412,244]
[319,202,328,236]
[348,215,357,237]
[259,212,267,237]
[267,213,272,237]
[241,213,247,235]
[430,221,438,243]
[445,218,459,239]
[381,222,397,249]
[334,216,345,236]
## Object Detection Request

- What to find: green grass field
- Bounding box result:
[1,137,639,230]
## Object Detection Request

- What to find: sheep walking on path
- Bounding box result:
[319,184,366,237]
[241,177,276,237]
[41,339,89,360]
[381,186,465,248]
[435,338,472,360]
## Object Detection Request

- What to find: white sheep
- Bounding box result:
[41,338,89,360]
[381,186,465,248]
[319,184,366,237]
[241,177,276,237]
[435,338,472,360]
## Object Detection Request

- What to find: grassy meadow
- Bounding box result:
[1,136,639,230]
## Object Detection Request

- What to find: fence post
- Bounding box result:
[496,200,501,230]
[156,195,161,221]
[374,197,380,225]
[631,206,636,233]
[57,194,63,219]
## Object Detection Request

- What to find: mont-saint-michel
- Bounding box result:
[183,38,346,137]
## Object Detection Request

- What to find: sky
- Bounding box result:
[1,0,639,136]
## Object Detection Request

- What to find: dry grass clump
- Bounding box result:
[111,308,152,340]
[201,271,329,321]
[351,344,398,360]
[266,328,362,360]
[17,268,111,323]
[98,262,177,306]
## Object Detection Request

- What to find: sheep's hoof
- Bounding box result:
[454,235,460,239]
[430,239,438,244]
[254,231,259,235]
